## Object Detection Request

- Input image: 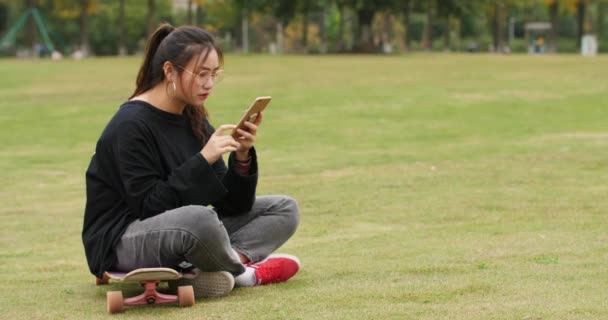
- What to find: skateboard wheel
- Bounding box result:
[178,285,195,307]
[96,276,109,285]
[107,291,124,314]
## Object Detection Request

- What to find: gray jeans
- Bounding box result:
[113,196,299,276]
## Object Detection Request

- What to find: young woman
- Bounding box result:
[82,23,300,298]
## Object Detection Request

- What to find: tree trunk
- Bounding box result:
[79,0,89,57]
[118,0,126,56]
[443,15,451,51]
[241,8,249,53]
[196,4,204,26]
[187,0,193,25]
[548,2,558,53]
[599,2,605,39]
[439,0,451,52]
[337,4,345,51]
[402,0,411,52]
[0,4,8,34]
[576,1,586,52]
[422,10,432,51]
[381,12,392,53]
[493,2,506,53]
[302,10,309,51]
[276,22,284,54]
[355,8,375,52]
[319,9,327,54]
[147,0,156,40]
[454,17,462,51]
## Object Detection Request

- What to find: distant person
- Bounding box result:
[82,23,301,298]
[535,36,545,54]
[36,43,47,57]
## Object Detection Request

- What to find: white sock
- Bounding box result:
[234,266,257,287]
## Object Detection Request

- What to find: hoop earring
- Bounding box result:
[165,81,177,99]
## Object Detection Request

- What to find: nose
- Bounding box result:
[202,76,215,89]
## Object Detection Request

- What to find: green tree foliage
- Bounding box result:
[0,3,8,34]
[1,0,606,55]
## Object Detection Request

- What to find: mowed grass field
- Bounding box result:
[0,53,607,319]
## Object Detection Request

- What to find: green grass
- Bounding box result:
[1,53,607,319]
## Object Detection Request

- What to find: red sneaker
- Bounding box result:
[251,254,301,285]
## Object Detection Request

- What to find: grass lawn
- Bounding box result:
[1,53,607,319]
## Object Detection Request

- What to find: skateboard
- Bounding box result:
[96,267,194,314]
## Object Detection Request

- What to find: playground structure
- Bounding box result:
[524,22,552,54]
[524,21,600,55]
[0,7,62,59]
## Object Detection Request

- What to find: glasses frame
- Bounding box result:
[176,65,224,84]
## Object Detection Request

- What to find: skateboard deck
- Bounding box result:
[104,267,182,282]
[96,267,194,314]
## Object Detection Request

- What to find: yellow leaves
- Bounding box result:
[565,0,585,12]
[203,24,218,33]
[89,1,98,14]
[542,0,586,13]
[53,0,99,19]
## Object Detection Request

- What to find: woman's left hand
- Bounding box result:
[234,112,263,161]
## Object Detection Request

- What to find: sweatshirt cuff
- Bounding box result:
[229,147,258,177]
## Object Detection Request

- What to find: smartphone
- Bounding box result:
[232,96,271,138]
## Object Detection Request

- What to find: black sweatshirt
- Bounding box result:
[82,100,258,278]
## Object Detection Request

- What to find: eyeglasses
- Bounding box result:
[177,65,224,84]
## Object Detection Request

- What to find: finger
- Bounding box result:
[221,146,238,153]
[237,138,255,150]
[236,137,254,147]
[215,135,241,146]
[215,135,235,143]
[223,136,241,149]
[254,112,263,125]
[236,128,255,141]
[238,139,255,149]
[242,121,258,133]
[217,137,240,148]
[213,124,237,136]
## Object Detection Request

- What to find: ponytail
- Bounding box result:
[130,23,175,99]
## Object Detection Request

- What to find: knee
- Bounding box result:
[174,206,226,243]
[278,196,300,234]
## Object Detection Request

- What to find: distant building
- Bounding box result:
[172,0,197,11]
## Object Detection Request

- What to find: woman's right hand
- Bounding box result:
[201,125,241,164]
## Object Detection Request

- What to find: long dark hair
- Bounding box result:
[130,23,223,143]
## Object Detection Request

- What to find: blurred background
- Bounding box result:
[0,0,606,59]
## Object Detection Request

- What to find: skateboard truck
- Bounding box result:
[96,268,194,314]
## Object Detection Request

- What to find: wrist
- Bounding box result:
[200,150,217,165]
[235,150,250,162]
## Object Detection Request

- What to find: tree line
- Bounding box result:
[1,0,606,57]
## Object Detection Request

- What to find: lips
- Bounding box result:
[198,93,209,100]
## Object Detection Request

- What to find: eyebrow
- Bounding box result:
[198,66,221,71]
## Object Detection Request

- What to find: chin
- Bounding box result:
[187,100,204,107]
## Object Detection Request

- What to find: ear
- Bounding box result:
[162,61,176,82]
